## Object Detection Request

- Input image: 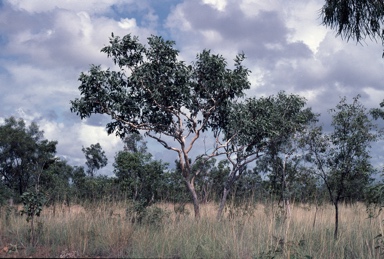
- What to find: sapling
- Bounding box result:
[20,191,46,245]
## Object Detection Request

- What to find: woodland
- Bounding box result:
[1,0,384,257]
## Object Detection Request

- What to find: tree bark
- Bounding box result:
[185,180,200,219]
[334,201,339,240]
[216,187,230,221]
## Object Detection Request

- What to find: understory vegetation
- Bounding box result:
[1,201,383,258]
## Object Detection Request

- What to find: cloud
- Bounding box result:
[6,0,130,14]
[1,0,384,175]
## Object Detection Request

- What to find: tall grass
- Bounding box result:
[0,201,382,258]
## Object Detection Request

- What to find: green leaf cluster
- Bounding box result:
[70,33,250,138]
[20,191,46,222]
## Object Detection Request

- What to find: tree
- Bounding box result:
[82,143,108,177]
[216,92,316,220]
[306,95,378,239]
[192,157,217,203]
[40,159,73,212]
[321,0,384,44]
[0,117,57,197]
[114,133,168,207]
[70,33,250,218]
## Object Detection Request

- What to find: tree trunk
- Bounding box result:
[185,180,200,219]
[312,204,318,229]
[334,201,339,240]
[283,198,292,251]
[30,215,35,246]
[216,187,230,221]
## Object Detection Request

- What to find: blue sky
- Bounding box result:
[1,0,384,175]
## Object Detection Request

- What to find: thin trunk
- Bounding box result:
[216,187,230,221]
[31,216,35,245]
[282,198,292,257]
[334,201,339,240]
[19,176,23,196]
[185,180,200,219]
[217,172,239,221]
[312,204,318,229]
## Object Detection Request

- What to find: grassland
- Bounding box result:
[0,201,383,258]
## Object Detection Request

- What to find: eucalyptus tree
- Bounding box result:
[306,96,378,239]
[41,159,73,211]
[321,0,384,50]
[114,133,168,207]
[70,33,250,219]
[81,143,108,177]
[192,157,217,203]
[216,92,316,220]
[0,117,57,197]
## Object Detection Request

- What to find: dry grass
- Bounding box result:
[0,201,382,258]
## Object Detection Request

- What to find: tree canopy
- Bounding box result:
[70,33,251,218]
[82,143,108,177]
[306,95,379,239]
[216,91,317,219]
[0,117,57,197]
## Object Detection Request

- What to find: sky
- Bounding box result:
[1,0,384,176]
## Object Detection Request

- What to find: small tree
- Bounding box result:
[114,133,168,207]
[82,143,108,177]
[306,95,378,239]
[40,159,73,214]
[20,191,46,245]
[216,92,316,220]
[70,33,250,219]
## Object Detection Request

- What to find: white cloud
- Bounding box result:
[118,18,137,29]
[200,29,223,44]
[239,0,279,17]
[283,0,328,53]
[202,0,227,11]
[6,0,129,14]
[166,3,193,32]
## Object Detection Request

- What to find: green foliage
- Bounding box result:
[365,183,384,218]
[216,91,317,219]
[72,173,116,203]
[321,0,384,45]
[70,33,251,218]
[125,200,170,228]
[306,95,379,238]
[40,159,73,207]
[251,92,317,203]
[307,96,378,202]
[207,160,231,201]
[70,33,250,138]
[114,133,168,207]
[0,181,13,206]
[0,117,57,198]
[82,143,108,177]
[141,206,171,228]
[161,169,190,203]
[20,191,46,222]
[226,91,316,150]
